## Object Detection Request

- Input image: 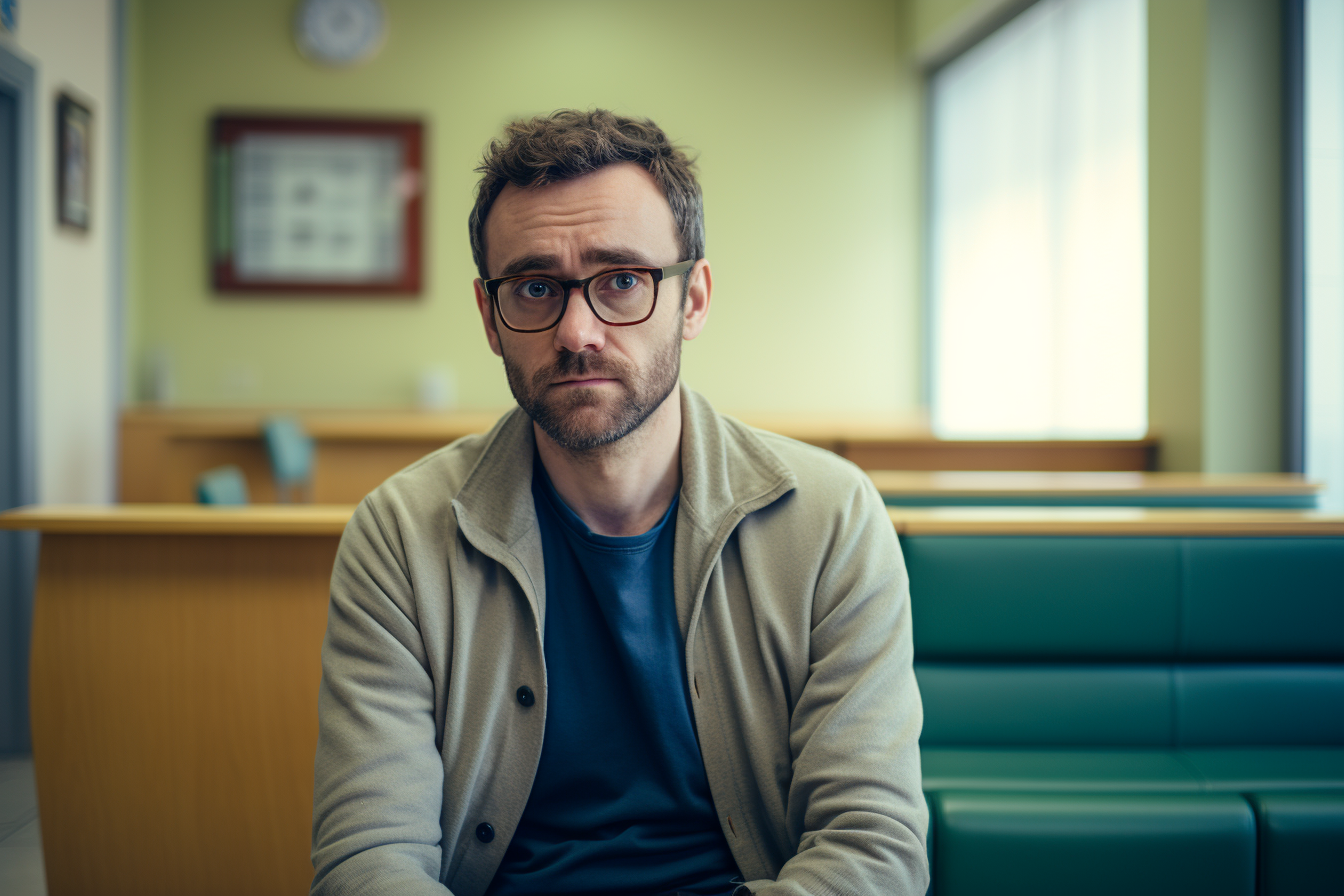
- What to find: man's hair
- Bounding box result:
[468,109,704,280]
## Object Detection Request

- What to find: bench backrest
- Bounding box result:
[902,535,1344,747]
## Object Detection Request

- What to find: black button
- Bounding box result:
[516,685,535,707]
[476,822,494,843]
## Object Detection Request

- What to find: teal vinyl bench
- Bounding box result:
[872,471,1322,509]
[894,509,1344,896]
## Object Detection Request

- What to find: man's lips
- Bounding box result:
[551,377,617,388]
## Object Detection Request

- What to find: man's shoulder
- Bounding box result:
[360,409,522,519]
[715,410,876,504]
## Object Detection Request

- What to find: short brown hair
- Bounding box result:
[468,109,704,279]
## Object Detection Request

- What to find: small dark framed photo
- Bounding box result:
[57,93,92,231]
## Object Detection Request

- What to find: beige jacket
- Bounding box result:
[311,387,928,896]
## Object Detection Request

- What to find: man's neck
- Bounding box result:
[534,388,682,538]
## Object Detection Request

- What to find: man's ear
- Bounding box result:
[682,259,712,342]
[474,279,504,358]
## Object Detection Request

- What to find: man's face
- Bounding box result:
[474,162,703,452]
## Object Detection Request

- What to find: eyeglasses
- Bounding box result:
[483,260,694,333]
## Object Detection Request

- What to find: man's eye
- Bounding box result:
[514,279,557,299]
[611,272,637,290]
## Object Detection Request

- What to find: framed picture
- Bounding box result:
[57,93,92,231]
[210,114,424,296]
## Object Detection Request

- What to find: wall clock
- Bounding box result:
[294,0,386,67]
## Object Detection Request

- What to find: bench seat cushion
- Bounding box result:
[922,748,1202,792]
[930,790,1256,896]
[922,747,1344,792]
[1183,748,1344,791]
[1249,791,1344,896]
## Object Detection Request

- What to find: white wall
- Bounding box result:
[0,0,118,503]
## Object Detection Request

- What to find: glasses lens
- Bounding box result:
[589,270,655,323]
[498,277,564,330]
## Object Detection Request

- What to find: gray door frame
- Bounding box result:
[0,40,38,754]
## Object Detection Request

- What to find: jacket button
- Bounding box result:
[516,685,535,707]
[476,822,494,843]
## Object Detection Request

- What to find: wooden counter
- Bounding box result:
[14,503,1338,894]
[119,406,1160,503]
[0,505,354,896]
[870,471,1323,509]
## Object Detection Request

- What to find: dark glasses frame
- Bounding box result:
[483,260,695,333]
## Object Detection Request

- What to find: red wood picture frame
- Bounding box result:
[211,114,424,296]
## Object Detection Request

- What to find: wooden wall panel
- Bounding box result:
[29,532,337,896]
[119,408,1161,504]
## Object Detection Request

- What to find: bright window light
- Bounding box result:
[1306,0,1344,511]
[929,0,1147,439]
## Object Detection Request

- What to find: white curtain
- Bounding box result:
[1306,0,1344,511]
[929,0,1146,439]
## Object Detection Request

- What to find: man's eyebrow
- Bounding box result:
[582,247,658,269]
[497,248,661,279]
[498,255,562,279]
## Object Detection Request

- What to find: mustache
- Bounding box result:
[547,350,619,379]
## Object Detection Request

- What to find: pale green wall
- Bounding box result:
[910,0,988,52]
[1203,0,1283,473]
[128,0,922,415]
[1147,0,1286,473]
[1148,0,1207,471]
[909,0,1030,63]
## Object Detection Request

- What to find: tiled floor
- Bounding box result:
[0,756,46,896]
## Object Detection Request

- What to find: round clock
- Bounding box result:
[294,0,386,67]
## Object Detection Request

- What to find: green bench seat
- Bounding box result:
[1250,791,1344,896]
[930,791,1257,896]
[901,528,1344,895]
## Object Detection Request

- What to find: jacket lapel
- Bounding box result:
[451,407,549,631]
[674,386,798,641]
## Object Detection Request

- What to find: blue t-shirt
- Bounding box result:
[485,465,740,896]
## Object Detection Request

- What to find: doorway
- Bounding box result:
[0,42,36,754]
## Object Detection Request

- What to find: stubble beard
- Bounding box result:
[502,326,682,454]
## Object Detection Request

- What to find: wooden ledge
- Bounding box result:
[122,407,512,442]
[868,471,1321,497]
[889,506,1344,536]
[0,504,355,535]
[8,504,1342,539]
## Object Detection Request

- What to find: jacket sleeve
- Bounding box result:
[311,497,453,896]
[748,475,929,895]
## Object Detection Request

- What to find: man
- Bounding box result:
[311,109,927,896]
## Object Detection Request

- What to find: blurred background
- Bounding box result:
[4,0,1335,502]
[3,1,1343,892]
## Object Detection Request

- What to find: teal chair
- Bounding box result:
[262,415,314,503]
[195,465,249,505]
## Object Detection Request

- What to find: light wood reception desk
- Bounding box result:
[119,406,1160,503]
[0,505,353,896]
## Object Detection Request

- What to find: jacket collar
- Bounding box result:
[451,384,798,631]
[452,405,539,552]
[675,386,796,539]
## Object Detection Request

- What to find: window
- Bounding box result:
[928,0,1146,438]
[1305,0,1344,510]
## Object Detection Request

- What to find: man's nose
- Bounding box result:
[553,285,606,354]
